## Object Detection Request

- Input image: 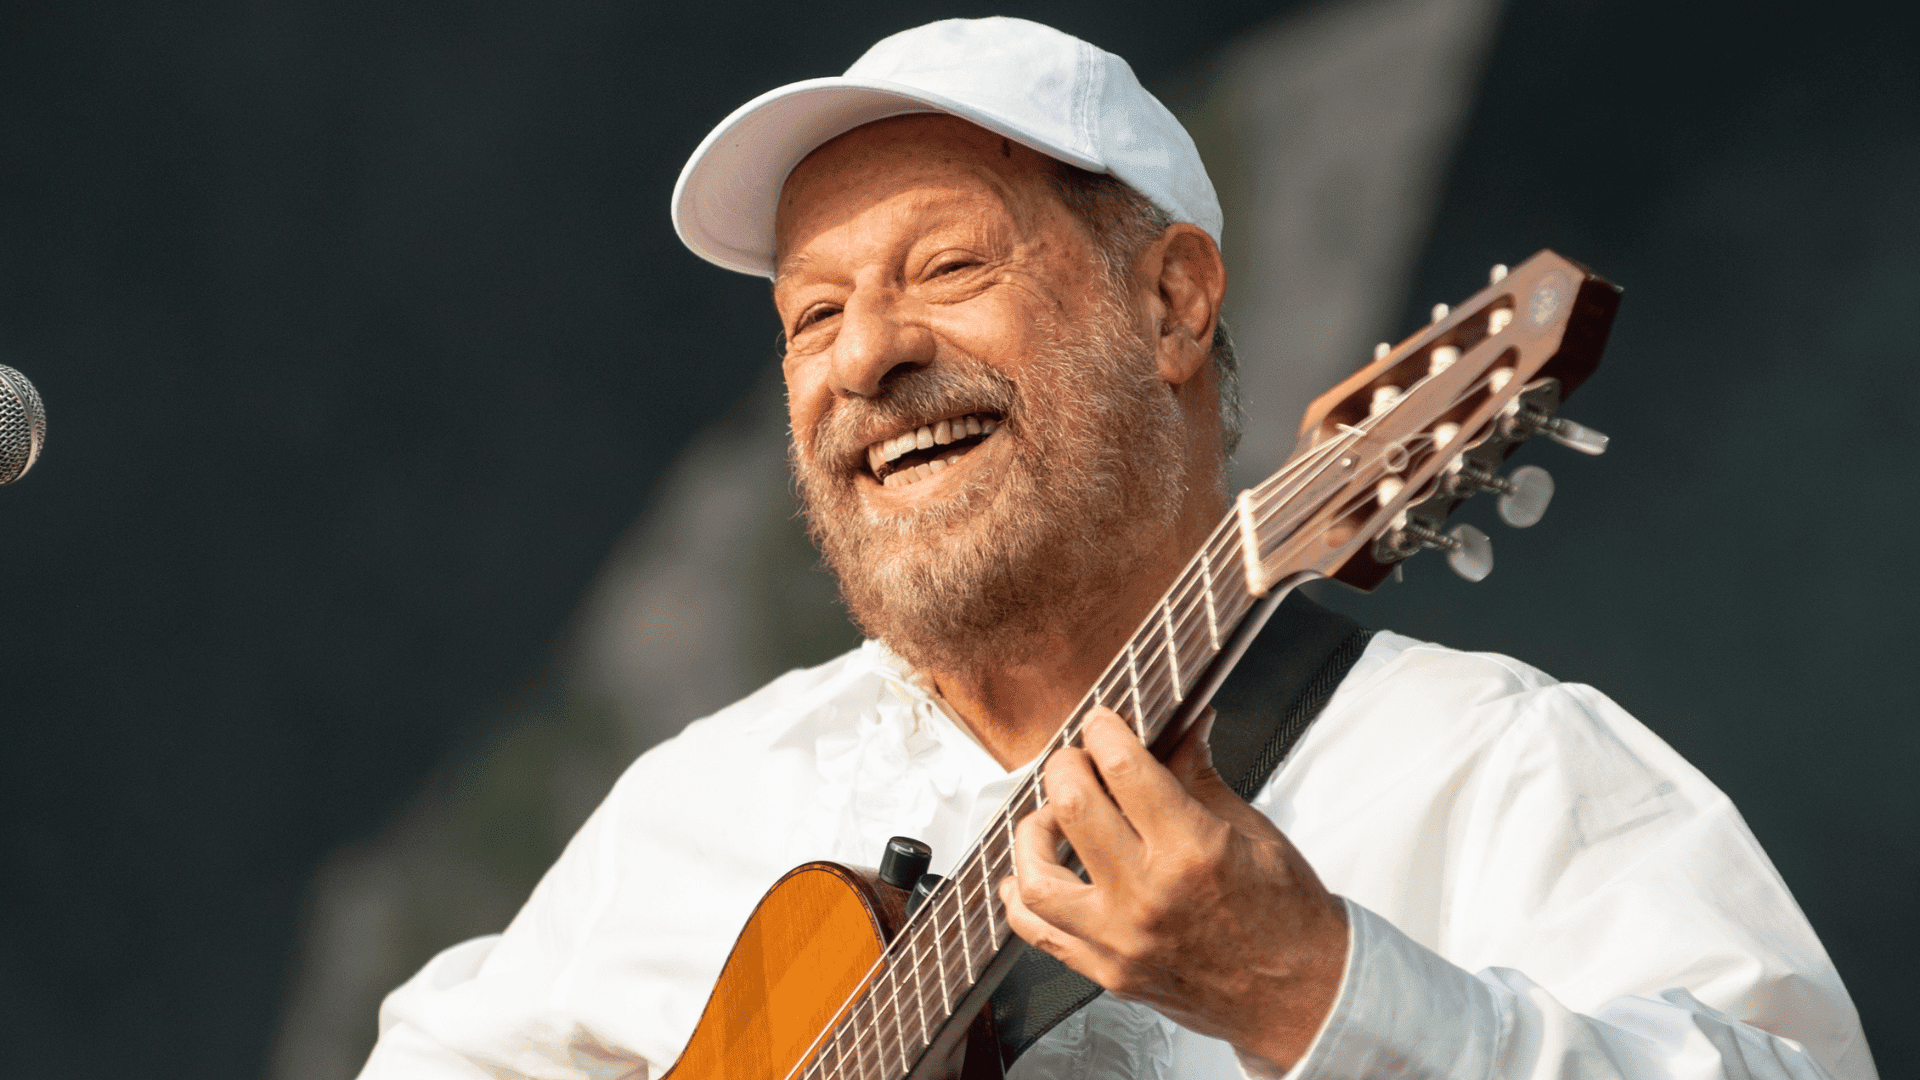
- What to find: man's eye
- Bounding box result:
[929,258,978,278]
[793,305,840,333]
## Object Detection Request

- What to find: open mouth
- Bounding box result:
[865,413,1001,488]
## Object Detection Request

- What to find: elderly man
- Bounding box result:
[360,17,1873,1080]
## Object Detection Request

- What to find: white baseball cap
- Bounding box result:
[671,16,1222,278]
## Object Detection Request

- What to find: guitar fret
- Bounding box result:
[885,964,911,1077]
[1160,600,1183,701]
[829,1012,850,1080]
[859,997,884,1080]
[1123,641,1146,738]
[1172,611,1210,693]
[926,892,955,989]
[1201,549,1223,651]
[942,896,971,987]
[929,906,952,1020]
[825,1024,848,1080]
[954,867,976,981]
[841,1002,865,1079]
[917,937,940,1053]
[977,844,1002,951]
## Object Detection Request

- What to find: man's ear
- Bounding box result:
[1143,224,1227,387]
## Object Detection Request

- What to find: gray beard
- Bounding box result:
[790,299,1191,678]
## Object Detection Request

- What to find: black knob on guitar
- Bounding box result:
[906,873,946,919]
[879,836,932,889]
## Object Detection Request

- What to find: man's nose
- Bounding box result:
[829,290,932,398]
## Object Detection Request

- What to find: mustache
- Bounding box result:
[806,360,1019,473]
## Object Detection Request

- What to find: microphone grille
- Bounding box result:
[0,363,47,485]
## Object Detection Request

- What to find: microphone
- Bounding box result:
[0,364,47,485]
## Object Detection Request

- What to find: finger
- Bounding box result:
[998,875,1126,988]
[1011,802,1141,945]
[1010,803,1094,894]
[1039,743,1144,881]
[1078,707,1215,838]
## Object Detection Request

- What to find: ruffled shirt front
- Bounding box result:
[360,634,1875,1080]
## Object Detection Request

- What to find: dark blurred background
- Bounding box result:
[0,0,1913,1076]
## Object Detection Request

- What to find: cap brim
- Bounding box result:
[671,76,1106,278]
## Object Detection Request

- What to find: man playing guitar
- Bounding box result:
[358,18,1873,1080]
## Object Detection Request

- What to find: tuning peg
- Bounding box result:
[1374,342,1391,360]
[1449,461,1555,528]
[1395,521,1494,582]
[1431,303,1450,322]
[1495,465,1555,528]
[1541,417,1609,455]
[1490,263,1509,283]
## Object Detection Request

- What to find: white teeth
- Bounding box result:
[869,413,1004,483]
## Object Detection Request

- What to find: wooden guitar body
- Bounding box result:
[664,862,901,1079]
[666,863,1002,1080]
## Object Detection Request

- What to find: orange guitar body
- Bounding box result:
[663,862,900,1080]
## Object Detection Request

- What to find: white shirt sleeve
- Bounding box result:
[1228,638,1876,1080]
[1243,898,1840,1080]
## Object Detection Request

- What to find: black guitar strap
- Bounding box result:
[986,590,1374,1069]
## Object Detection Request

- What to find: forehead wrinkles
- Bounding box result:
[774,143,1066,284]
[775,185,1007,291]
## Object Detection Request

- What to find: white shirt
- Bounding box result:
[360,632,1875,1080]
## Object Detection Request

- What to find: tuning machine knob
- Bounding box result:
[1508,404,1610,456]
[1450,461,1555,528]
[1393,521,1494,582]
[1495,465,1555,528]
[1540,416,1609,456]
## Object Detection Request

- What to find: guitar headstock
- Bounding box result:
[1234,250,1620,595]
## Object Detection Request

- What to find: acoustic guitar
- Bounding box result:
[663,250,1621,1080]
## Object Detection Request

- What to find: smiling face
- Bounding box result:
[775,115,1205,677]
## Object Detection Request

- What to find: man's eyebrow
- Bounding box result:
[771,252,817,290]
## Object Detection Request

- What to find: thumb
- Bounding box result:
[1168,708,1241,811]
